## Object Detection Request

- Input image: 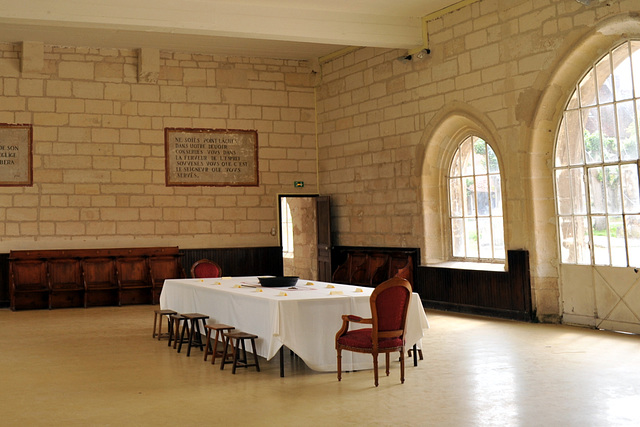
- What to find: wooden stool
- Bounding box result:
[153,309,177,340]
[178,313,209,356]
[167,314,187,349]
[220,331,260,374]
[204,323,235,364]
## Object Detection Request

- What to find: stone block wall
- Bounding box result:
[0,44,318,251]
[315,0,640,319]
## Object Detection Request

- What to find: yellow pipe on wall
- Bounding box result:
[407,0,481,56]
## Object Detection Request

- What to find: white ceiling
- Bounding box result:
[0,0,464,61]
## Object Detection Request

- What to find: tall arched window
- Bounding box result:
[555,40,640,267]
[449,136,505,261]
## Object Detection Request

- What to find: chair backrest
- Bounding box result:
[370,277,412,339]
[190,259,222,278]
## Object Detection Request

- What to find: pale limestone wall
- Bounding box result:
[0,44,317,251]
[315,0,640,321]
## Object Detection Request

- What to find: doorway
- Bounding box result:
[280,195,318,280]
[279,195,320,280]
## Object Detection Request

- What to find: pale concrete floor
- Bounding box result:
[1,305,640,427]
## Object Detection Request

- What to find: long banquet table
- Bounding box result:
[160,277,429,374]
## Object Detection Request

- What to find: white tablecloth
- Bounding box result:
[159,277,429,372]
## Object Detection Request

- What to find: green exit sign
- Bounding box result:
[294,181,304,188]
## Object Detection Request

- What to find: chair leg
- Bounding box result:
[385,352,390,376]
[373,352,379,387]
[400,349,405,384]
[337,349,342,381]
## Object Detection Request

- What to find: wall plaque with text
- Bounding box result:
[164,128,258,187]
[0,123,33,186]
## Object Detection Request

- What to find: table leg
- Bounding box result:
[279,347,284,378]
[412,344,418,366]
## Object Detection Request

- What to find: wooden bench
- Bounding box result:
[9,247,185,310]
[331,246,417,287]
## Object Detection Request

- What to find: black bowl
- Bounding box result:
[258,276,299,287]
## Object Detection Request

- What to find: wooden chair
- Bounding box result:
[190,259,222,278]
[335,277,412,387]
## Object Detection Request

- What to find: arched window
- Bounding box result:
[448,135,505,261]
[554,40,640,267]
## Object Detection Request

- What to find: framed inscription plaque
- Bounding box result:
[164,128,258,187]
[0,123,33,186]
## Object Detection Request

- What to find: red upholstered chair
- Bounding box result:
[190,259,222,278]
[335,277,412,387]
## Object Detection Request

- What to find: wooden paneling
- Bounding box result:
[331,246,419,287]
[180,247,283,278]
[416,250,532,321]
[149,255,186,304]
[116,257,152,305]
[82,258,118,307]
[4,246,282,310]
[48,258,83,309]
[8,247,185,310]
[10,258,49,310]
[0,254,9,308]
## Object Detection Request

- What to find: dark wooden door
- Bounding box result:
[316,196,332,282]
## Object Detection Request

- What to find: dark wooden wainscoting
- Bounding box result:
[0,247,283,309]
[0,253,9,308]
[416,250,532,321]
[181,247,283,278]
[331,246,419,287]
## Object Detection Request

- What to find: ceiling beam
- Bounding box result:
[0,0,424,49]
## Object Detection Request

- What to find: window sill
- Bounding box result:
[429,261,506,272]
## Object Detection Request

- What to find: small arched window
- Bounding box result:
[448,136,505,261]
[554,40,640,267]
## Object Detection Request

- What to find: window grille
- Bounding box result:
[449,136,505,261]
[554,40,640,267]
